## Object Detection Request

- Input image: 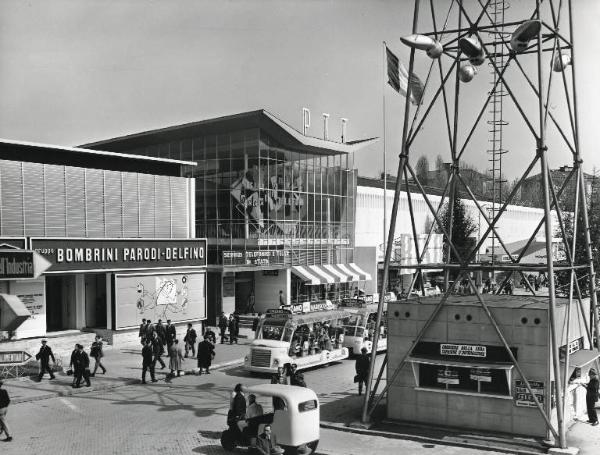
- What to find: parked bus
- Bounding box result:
[340,302,388,356]
[244,301,351,374]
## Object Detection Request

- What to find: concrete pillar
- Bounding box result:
[74,274,86,329]
[106,273,113,330]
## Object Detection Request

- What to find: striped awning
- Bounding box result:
[292,263,372,285]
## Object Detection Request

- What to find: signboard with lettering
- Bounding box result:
[223,249,289,266]
[288,300,335,314]
[470,368,492,382]
[437,368,459,385]
[440,344,487,358]
[514,380,545,407]
[30,238,207,273]
[0,249,51,279]
[0,350,32,365]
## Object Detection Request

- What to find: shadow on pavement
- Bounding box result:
[192,444,224,454]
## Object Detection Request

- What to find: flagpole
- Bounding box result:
[382,41,388,292]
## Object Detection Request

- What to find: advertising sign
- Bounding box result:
[514,380,545,407]
[0,351,32,365]
[437,368,459,385]
[223,249,289,266]
[115,271,206,329]
[0,249,51,279]
[30,238,206,273]
[469,368,492,382]
[440,344,487,358]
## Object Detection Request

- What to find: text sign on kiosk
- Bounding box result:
[0,249,52,279]
[440,343,487,358]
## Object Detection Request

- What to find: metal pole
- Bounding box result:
[536,0,565,444]
[569,0,600,352]
[360,0,421,424]
[382,41,388,270]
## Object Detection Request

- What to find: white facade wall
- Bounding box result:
[356,185,558,261]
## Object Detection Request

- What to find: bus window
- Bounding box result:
[282,325,295,343]
[260,319,287,340]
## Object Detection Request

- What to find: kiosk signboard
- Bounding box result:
[514,380,545,407]
[440,343,487,358]
[437,368,459,384]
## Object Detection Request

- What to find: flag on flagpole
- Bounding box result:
[386,46,424,105]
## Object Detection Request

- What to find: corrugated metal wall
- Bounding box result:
[0,159,190,238]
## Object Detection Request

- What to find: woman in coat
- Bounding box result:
[168,339,184,377]
[197,335,215,374]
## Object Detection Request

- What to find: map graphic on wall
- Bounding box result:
[115,272,205,329]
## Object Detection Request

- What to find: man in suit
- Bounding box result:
[151,331,166,369]
[73,344,91,388]
[355,347,370,395]
[145,319,155,343]
[197,335,215,374]
[585,368,600,425]
[218,312,229,344]
[138,318,147,345]
[35,339,56,381]
[155,319,166,346]
[165,320,176,348]
[0,380,12,442]
[141,339,157,384]
[256,425,282,455]
[183,323,197,358]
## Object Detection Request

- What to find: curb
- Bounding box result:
[10,357,245,404]
[319,421,547,455]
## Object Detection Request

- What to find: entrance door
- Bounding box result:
[45,275,76,332]
[85,273,107,328]
[235,272,254,313]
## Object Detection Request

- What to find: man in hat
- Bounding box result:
[585,368,599,425]
[0,379,12,442]
[35,339,56,381]
[165,320,176,348]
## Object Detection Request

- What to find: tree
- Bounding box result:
[415,156,429,186]
[435,193,478,264]
[434,154,448,189]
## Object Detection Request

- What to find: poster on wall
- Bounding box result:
[115,271,205,329]
[9,279,46,338]
[514,380,545,407]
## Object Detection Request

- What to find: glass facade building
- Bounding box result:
[84,110,376,322]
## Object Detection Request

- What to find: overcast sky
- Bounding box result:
[1,0,599,181]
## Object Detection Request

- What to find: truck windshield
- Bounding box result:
[342,313,365,336]
[259,319,288,340]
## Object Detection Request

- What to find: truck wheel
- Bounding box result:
[220,429,236,452]
[284,440,319,455]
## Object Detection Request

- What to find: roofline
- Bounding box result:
[80,109,379,156]
[0,138,197,166]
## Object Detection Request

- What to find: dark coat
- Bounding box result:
[228,318,238,334]
[355,353,370,380]
[36,345,56,365]
[204,329,216,344]
[90,340,103,358]
[232,392,246,419]
[252,317,260,332]
[184,328,197,344]
[197,339,215,368]
[142,344,153,366]
[145,323,155,339]
[166,324,176,343]
[155,323,166,343]
[138,323,146,337]
[80,351,90,369]
[152,339,164,356]
[0,388,9,409]
[218,315,228,330]
[290,371,307,387]
[587,377,600,401]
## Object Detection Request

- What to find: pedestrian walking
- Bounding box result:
[35,339,56,381]
[139,318,147,345]
[252,313,262,333]
[278,290,286,307]
[228,383,247,430]
[246,290,255,313]
[166,319,176,348]
[228,314,238,344]
[204,326,216,344]
[141,339,157,384]
[73,344,91,388]
[584,368,599,425]
[354,347,370,395]
[184,323,197,358]
[168,339,184,378]
[69,344,79,387]
[218,312,229,344]
[155,319,166,346]
[145,319,155,343]
[197,335,215,374]
[90,335,106,376]
[151,332,166,369]
[288,364,306,387]
[0,380,12,442]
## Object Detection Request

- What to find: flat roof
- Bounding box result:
[81,109,379,157]
[0,138,196,177]
[391,294,579,309]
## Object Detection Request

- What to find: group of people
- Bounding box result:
[270,364,306,387]
[218,312,240,344]
[139,319,218,383]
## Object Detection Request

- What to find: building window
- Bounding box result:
[410,359,512,397]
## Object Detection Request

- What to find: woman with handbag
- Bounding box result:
[90,335,106,376]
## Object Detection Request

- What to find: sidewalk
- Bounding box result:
[3,337,250,404]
